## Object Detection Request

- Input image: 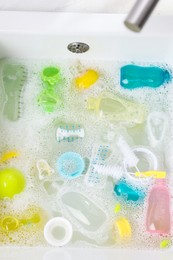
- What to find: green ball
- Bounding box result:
[0,168,26,199]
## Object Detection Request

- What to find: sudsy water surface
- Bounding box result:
[0,59,173,249]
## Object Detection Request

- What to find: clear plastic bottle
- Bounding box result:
[87,94,146,124]
[146,179,171,234]
[61,191,107,233]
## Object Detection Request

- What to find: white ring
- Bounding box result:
[44,217,73,247]
[131,147,158,170]
[125,147,158,185]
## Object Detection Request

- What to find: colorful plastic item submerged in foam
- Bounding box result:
[37,87,62,113]
[38,66,63,112]
[114,217,132,240]
[135,171,166,179]
[56,122,85,143]
[0,150,20,164]
[0,206,46,232]
[87,93,147,124]
[146,179,171,235]
[41,66,61,87]
[0,168,25,199]
[120,65,171,89]
[160,239,171,249]
[57,152,85,179]
[114,180,145,202]
[75,69,99,90]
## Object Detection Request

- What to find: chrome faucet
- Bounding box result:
[124,0,160,32]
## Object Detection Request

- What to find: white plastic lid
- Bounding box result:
[44,217,73,247]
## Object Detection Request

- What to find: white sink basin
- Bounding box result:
[0,11,173,260]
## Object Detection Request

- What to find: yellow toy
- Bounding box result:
[135,170,166,179]
[160,239,171,249]
[0,168,25,199]
[1,207,44,232]
[75,69,99,90]
[114,217,132,240]
[114,203,121,214]
[1,216,20,231]
[0,150,20,164]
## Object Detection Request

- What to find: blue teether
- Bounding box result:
[114,180,145,202]
[57,152,85,179]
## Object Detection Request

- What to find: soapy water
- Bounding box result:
[0,58,172,249]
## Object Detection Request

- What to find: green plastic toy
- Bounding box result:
[37,88,62,113]
[38,66,63,112]
[41,66,61,87]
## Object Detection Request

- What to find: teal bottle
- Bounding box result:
[120,65,171,89]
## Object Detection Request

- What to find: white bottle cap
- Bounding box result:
[44,217,73,247]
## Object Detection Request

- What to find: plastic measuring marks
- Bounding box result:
[2,64,26,121]
[85,145,110,188]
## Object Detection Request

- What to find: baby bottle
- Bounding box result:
[120,65,171,89]
[146,179,171,235]
[87,94,146,124]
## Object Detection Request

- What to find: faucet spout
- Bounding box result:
[124,0,160,32]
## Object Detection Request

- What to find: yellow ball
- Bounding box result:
[0,168,25,199]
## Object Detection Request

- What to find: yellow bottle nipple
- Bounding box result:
[0,168,26,199]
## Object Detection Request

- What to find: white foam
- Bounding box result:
[0,58,172,249]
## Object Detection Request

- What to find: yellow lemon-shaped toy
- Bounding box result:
[75,69,99,90]
[0,168,25,199]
